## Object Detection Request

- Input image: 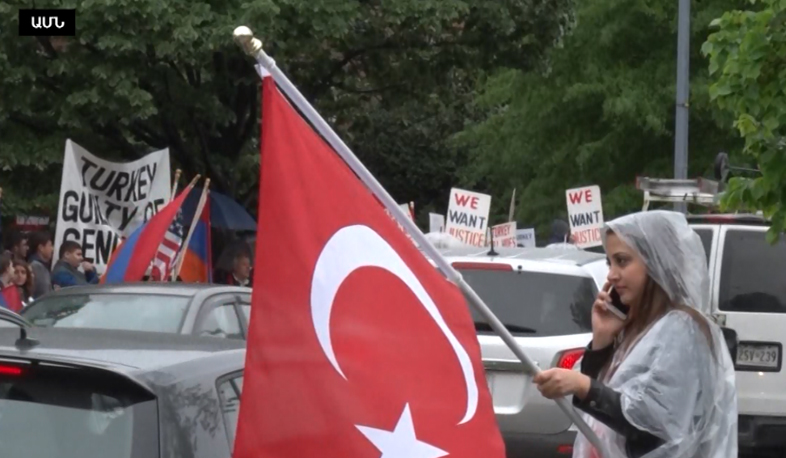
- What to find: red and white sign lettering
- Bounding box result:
[565,185,604,249]
[446,188,491,248]
[487,222,517,248]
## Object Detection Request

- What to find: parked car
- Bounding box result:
[0,308,245,458]
[434,246,608,458]
[21,283,253,340]
[687,213,786,456]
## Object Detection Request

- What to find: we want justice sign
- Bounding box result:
[446,188,491,247]
[565,185,604,249]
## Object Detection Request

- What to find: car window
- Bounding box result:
[217,374,243,450]
[719,229,786,313]
[22,294,191,333]
[457,268,597,337]
[0,363,157,458]
[195,300,243,340]
[693,228,713,265]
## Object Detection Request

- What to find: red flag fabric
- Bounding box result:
[233,78,505,458]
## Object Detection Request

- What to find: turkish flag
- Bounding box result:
[233,78,505,458]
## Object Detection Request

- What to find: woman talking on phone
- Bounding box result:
[533,211,737,458]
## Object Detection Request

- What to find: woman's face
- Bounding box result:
[605,232,649,309]
[13,266,27,286]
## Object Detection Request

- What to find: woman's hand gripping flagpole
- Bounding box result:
[232,25,610,458]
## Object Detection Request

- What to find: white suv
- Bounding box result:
[433,246,607,458]
[689,214,786,456]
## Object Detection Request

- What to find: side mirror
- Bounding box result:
[720,326,738,362]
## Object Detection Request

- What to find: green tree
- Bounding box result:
[0,0,573,223]
[703,0,786,241]
[456,0,744,240]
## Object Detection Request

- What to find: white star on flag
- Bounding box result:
[356,404,449,458]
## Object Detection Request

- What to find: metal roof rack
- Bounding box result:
[636,177,723,211]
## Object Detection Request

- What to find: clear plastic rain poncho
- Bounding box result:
[573,210,737,458]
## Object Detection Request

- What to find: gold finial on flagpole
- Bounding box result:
[187,174,201,188]
[233,26,263,56]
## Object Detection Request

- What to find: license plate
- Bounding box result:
[736,343,780,369]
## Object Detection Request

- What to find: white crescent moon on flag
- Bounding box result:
[310,224,479,425]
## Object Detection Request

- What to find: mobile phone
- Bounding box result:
[606,287,630,320]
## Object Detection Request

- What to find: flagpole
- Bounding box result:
[233,26,609,457]
[173,178,211,281]
[171,169,182,201]
[156,173,199,282]
[508,188,516,223]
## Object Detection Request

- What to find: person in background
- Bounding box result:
[547,219,574,245]
[216,251,253,287]
[28,230,54,299]
[0,254,23,313]
[4,230,28,261]
[13,259,34,305]
[51,241,98,288]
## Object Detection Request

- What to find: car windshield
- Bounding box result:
[22,293,191,333]
[0,363,157,458]
[457,268,597,337]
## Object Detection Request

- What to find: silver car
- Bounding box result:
[21,283,253,340]
[437,246,607,458]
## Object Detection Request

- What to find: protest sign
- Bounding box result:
[446,188,491,247]
[565,185,604,248]
[516,228,536,248]
[429,213,445,233]
[53,140,171,273]
[488,222,517,248]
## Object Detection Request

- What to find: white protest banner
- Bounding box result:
[516,228,536,248]
[54,140,171,274]
[446,188,491,247]
[488,222,517,248]
[566,185,604,248]
[429,213,445,233]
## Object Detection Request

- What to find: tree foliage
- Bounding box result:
[0,0,573,223]
[456,0,745,239]
[703,0,786,241]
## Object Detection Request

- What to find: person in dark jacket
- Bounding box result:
[28,230,54,299]
[214,251,253,287]
[213,241,253,287]
[4,230,28,261]
[51,241,98,289]
[548,219,573,244]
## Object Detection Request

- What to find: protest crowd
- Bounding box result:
[2,4,785,457]
[0,81,747,458]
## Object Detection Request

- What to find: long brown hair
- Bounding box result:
[12,259,34,299]
[619,276,716,359]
